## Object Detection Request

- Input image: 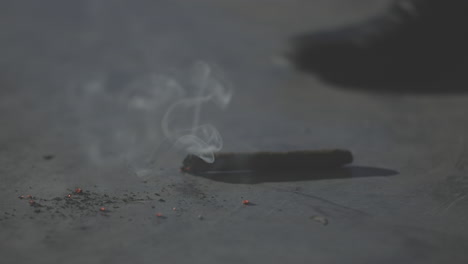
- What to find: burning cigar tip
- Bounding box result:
[181,149,353,173]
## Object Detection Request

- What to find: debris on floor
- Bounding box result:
[15,188,157,219]
[155,212,167,219]
[12,187,259,222]
[311,215,329,226]
[43,154,55,160]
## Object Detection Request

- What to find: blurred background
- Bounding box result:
[1,1,468,263]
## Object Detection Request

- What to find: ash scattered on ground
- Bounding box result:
[2,188,164,221]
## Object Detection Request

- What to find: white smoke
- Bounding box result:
[162,61,233,163]
[72,61,231,175]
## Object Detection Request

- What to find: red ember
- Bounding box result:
[74,188,83,194]
[100,207,106,212]
[242,200,250,205]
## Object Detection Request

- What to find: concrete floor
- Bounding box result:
[1,0,468,263]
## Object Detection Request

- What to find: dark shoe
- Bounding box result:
[289,0,468,86]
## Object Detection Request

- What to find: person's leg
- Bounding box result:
[288,0,468,86]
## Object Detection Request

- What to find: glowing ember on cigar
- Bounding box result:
[180,167,191,173]
[181,149,353,173]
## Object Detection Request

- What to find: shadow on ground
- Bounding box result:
[289,34,468,94]
[288,5,468,95]
[190,166,398,184]
[315,64,468,94]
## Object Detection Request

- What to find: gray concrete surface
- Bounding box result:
[1,0,468,263]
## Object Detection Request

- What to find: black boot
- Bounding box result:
[289,0,468,87]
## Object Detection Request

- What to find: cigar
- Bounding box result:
[181,149,353,173]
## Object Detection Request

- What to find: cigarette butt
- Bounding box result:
[181,149,353,173]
